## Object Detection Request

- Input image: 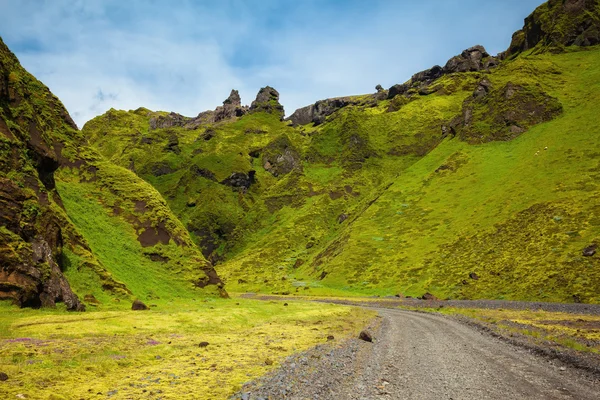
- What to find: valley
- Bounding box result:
[1,0,600,398]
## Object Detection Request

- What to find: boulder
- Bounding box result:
[131,299,149,310]
[443,45,492,73]
[358,330,373,342]
[469,272,480,280]
[0,372,7,381]
[583,244,597,257]
[421,292,438,300]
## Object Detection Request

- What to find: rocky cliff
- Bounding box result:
[0,37,225,309]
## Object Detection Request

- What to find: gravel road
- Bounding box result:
[234,308,600,399]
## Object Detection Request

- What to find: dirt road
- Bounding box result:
[235,308,600,399]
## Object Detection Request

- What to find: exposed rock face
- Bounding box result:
[262,135,302,177]
[445,80,563,143]
[503,0,600,59]
[149,112,189,130]
[213,89,248,122]
[0,38,84,310]
[221,171,256,192]
[387,45,498,100]
[444,46,489,73]
[287,97,361,126]
[249,86,285,120]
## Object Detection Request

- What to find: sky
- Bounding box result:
[0,0,544,128]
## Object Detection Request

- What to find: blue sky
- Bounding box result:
[0,0,544,127]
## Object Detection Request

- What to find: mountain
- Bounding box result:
[2,0,599,307]
[0,38,225,310]
[83,0,600,303]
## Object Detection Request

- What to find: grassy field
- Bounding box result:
[0,299,374,399]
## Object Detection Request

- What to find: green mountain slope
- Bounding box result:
[0,38,224,310]
[83,0,600,302]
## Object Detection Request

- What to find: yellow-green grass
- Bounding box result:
[421,306,600,354]
[0,299,374,399]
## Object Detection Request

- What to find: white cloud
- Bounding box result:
[0,0,543,127]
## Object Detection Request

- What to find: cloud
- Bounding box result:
[0,0,544,127]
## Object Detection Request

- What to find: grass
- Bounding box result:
[74,44,600,303]
[0,299,374,399]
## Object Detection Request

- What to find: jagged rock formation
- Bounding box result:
[249,86,285,120]
[0,38,84,310]
[287,97,361,126]
[387,45,498,99]
[503,0,600,58]
[77,0,600,303]
[213,89,248,122]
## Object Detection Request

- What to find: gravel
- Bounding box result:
[231,308,600,400]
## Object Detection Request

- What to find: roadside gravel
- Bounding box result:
[232,308,600,400]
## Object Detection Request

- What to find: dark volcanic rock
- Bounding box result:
[469,272,480,280]
[503,0,600,59]
[443,45,492,73]
[583,244,597,257]
[421,292,439,301]
[287,97,365,126]
[338,213,348,224]
[132,299,149,310]
[358,330,373,342]
[214,89,248,122]
[221,171,256,192]
[250,86,285,120]
[387,45,497,100]
[0,372,7,381]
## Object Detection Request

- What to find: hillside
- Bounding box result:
[0,37,224,310]
[81,0,600,304]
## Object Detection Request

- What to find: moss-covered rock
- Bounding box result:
[448,80,563,143]
[503,0,600,58]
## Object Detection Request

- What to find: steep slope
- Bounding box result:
[0,37,224,310]
[85,0,600,302]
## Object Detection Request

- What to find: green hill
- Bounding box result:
[2,0,599,307]
[82,0,600,303]
[0,37,224,311]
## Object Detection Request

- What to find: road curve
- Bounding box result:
[337,308,599,399]
[235,308,600,399]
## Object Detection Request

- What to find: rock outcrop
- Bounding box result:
[287,97,363,126]
[148,89,248,130]
[213,89,248,122]
[0,38,84,310]
[502,0,600,59]
[249,86,285,120]
[261,135,302,177]
[444,79,563,143]
[387,45,498,100]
